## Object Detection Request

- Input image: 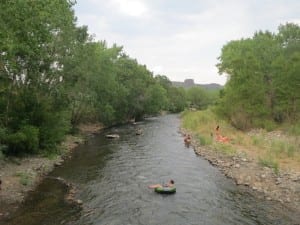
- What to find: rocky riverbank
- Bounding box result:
[181,128,300,213]
[0,123,102,220]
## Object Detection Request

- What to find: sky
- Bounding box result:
[73,0,300,85]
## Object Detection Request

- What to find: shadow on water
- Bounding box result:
[1,114,299,225]
[0,178,81,225]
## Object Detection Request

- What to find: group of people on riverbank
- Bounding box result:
[183,125,230,146]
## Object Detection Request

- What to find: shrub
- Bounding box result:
[197,134,213,146]
[287,123,300,136]
[39,111,70,152]
[4,125,39,155]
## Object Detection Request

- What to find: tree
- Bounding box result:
[216,23,300,130]
[0,0,77,153]
[186,87,210,110]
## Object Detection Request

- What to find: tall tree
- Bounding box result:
[217,23,300,129]
[0,0,77,153]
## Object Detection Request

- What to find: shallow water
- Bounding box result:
[2,114,299,225]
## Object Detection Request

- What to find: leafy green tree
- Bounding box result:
[155,75,187,112]
[167,87,187,112]
[273,23,300,122]
[115,55,155,120]
[144,83,168,114]
[186,87,211,110]
[0,0,77,154]
[217,23,300,130]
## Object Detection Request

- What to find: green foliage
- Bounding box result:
[155,75,187,112]
[144,84,168,114]
[251,135,265,147]
[167,87,187,112]
[186,87,211,110]
[270,140,297,157]
[181,109,213,129]
[4,125,39,155]
[98,104,116,126]
[287,123,300,136]
[39,111,71,151]
[252,119,277,132]
[16,172,32,186]
[213,142,236,156]
[258,157,279,174]
[196,134,213,146]
[217,23,300,130]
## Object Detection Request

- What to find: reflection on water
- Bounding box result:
[2,115,299,225]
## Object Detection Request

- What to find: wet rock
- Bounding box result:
[54,162,62,167]
[76,199,83,204]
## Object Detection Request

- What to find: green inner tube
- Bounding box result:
[154,186,176,194]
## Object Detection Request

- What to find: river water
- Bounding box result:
[2,114,299,225]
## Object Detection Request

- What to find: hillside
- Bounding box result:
[172,79,223,90]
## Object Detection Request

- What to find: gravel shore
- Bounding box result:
[181,128,300,213]
[0,124,102,220]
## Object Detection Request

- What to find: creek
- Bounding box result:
[2,114,299,225]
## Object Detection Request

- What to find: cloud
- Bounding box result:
[74,0,300,84]
[111,0,148,17]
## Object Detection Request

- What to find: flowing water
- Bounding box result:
[2,114,299,225]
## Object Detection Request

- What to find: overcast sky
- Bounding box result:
[73,0,299,85]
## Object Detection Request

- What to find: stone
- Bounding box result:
[76,199,83,204]
[234,164,240,168]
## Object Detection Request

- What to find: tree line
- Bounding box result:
[0,0,215,156]
[216,23,300,130]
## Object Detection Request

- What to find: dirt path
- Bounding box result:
[181,128,300,213]
[0,123,103,219]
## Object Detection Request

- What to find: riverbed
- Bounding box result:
[1,114,299,225]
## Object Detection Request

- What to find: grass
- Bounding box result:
[258,156,279,175]
[196,134,213,146]
[15,172,32,186]
[251,135,265,147]
[213,142,236,156]
[181,109,300,172]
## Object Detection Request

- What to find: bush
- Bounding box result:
[4,125,39,155]
[197,134,213,146]
[287,123,300,136]
[39,111,70,151]
[253,119,277,131]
